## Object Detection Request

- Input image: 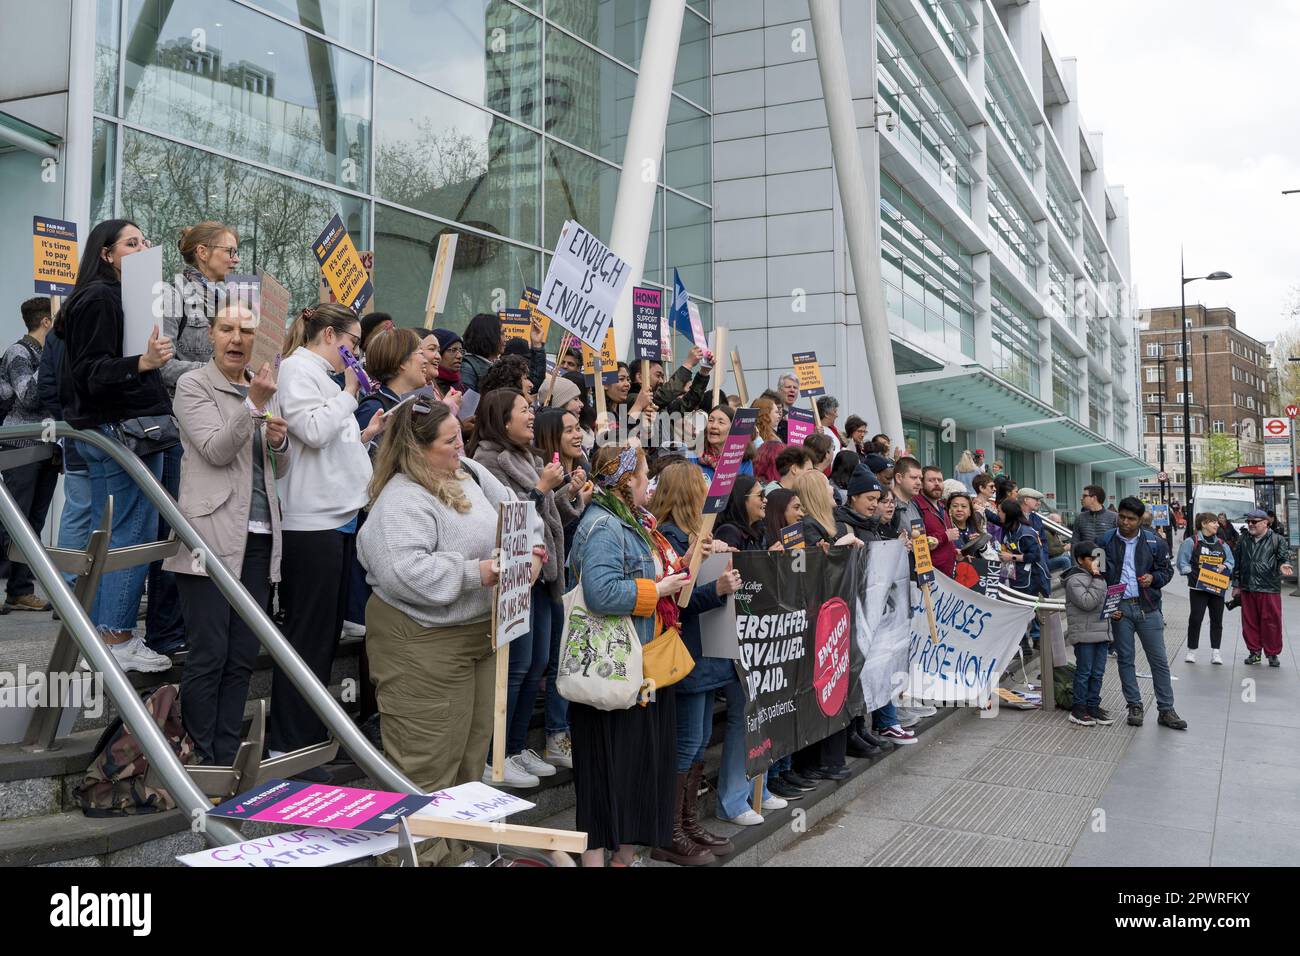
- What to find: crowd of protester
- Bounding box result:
[1,216,1294,865]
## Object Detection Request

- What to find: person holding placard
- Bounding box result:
[272,304,385,761]
[1176,513,1234,666]
[689,405,754,485]
[166,303,289,764]
[58,219,175,673]
[649,462,756,863]
[566,444,692,867]
[468,389,570,788]
[357,399,542,867]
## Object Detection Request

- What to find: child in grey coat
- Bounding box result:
[1063,541,1114,727]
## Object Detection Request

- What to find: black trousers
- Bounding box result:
[268,528,353,753]
[176,535,272,765]
[1186,588,1225,651]
[0,455,60,599]
[792,727,849,772]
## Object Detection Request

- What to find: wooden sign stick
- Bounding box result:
[921,580,940,644]
[491,509,507,784]
[676,513,719,607]
[592,350,609,430]
[544,332,571,406]
[731,350,749,406]
[712,326,728,410]
[809,395,822,434]
[641,359,652,402]
[403,816,588,855]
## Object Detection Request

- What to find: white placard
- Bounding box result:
[177,826,401,868]
[495,499,536,648]
[120,244,164,358]
[698,553,740,660]
[537,220,630,350]
[413,781,536,823]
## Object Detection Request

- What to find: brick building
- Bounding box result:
[1137,305,1275,490]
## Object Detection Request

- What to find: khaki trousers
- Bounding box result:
[365,595,495,867]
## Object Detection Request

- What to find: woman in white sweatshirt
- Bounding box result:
[270,303,384,760]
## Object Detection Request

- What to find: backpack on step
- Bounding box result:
[1052,664,1076,710]
[75,684,197,817]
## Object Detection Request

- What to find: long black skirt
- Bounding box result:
[569,689,676,852]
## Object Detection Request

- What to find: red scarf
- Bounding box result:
[640,512,682,634]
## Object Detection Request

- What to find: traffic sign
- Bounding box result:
[1264,417,1291,438]
[1288,405,1299,419]
[1264,417,1292,478]
[1157,471,1169,483]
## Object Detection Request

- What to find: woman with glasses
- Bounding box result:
[271,304,385,765]
[715,475,766,552]
[432,329,465,394]
[58,219,176,673]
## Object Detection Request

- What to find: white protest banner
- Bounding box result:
[495,499,535,649]
[413,781,535,823]
[178,827,401,868]
[903,574,1034,707]
[537,220,630,350]
[854,540,913,712]
[120,244,165,358]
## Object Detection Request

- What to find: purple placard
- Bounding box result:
[704,408,759,514]
[786,407,815,446]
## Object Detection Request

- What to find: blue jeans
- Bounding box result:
[56,467,93,587]
[766,754,792,783]
[872,702,899,731]
[81,433,164,631]
[505,585,556,755]
[145,441,185,650]
[1048,554,1072,575]
[1071,642,1107,710]
[1111,600,1174,712]
[718,679,770,818]
[543,597,569,736]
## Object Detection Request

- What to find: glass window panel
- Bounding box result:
[544,25,636,164]
[119,127,368,311]
[376,0,540,127]
[243,0,373,51]
[665,191,710,300]
[544,140,618,249]
[95,0,121,115]
[665,95,710,202]
[374,67,539,246]
[91,120,117,223]
[546,0,648,68]
[374,204,544,340]
[123,0,372,190]
[687,1,709,18]
[644,187,663,288]
[675,9,709,107]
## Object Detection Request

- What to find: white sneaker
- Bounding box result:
[1212,650,1224,665]
[341,620,366,638]
[897,703,938,719]
[544,732,573,769]
[721,809,764,826]
[482,756,539,789]
[108,635,172,674]
[1184,651,1196,663]
[761,794,788,811]
[895,710,922,729]
[513,748,557,778]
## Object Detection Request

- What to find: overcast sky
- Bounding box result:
[1038,0,1300,343]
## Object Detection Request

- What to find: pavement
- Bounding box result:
[766,575,1300,867]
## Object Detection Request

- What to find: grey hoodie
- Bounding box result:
[1062,565,1112,645]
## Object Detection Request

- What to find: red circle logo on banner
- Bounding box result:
[955,560,980,589]
[813,598,851,717]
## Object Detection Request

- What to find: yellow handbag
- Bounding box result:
[640,624,695,701]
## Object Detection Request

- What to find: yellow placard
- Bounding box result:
[1197,567,1230,593]
[313,213,373,314]
[582,328,618,382]
[912,532,935,577]
[500,308,533,345]
[792,351,825,397]
[519,287,551,342]
[32,216,79,295]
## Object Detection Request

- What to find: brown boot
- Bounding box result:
[681,762,735,855]
[650,771,715,866]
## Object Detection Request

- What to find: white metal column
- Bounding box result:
[608,0,688,361]
[64,0,97,235]
[808,0,903,444]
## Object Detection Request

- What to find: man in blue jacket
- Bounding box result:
[1098,497,1187,730]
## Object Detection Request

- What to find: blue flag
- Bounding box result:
[671,268,694,343]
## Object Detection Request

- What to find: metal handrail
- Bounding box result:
[1041,515,1073,542]
[0,423,420,846]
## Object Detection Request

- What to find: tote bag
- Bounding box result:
[556,575,644,711]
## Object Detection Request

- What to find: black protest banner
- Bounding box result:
[735,546,867,776]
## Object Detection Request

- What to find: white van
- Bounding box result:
[1189,483,1257,534]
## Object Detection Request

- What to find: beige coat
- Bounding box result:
[163,362,290,581]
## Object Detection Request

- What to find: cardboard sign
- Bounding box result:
[120,244,164,358]
[687,301,707,354]
[538,220,630,350]
[33,216,78,295]
[786,407,816,446]
[414,781,535,824]
[518,286,551,342]
[781,524,806,550]
[581,328,619,386]
[253,269,291,372]
[632,286,663,362]
[495,500,536,649]
[911,531,935,584]
[424,234,458,328]
[500,308,533,346]
[793,351,826,398]
[209,779,433,832]
[702,408,759,513]
[1196,566,1231,595]
[1099,583,1127,619]
[697,553,741,660]
[313,215,373,314]
[178,826,404,869]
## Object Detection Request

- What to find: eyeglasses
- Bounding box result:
[443,345,465,356]
[339,330,361,349]
[206,244,240,257]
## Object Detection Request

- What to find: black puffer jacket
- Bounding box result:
[834,504,885,542]
[1232,530,1293,594]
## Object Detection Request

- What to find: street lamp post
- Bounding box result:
[1180,251,1231,513]
[1202,331,1211,483]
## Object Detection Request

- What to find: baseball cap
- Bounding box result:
[1018,487,1045,501]
[974,449,985,457]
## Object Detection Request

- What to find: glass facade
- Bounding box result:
[880,173,976,359]
[987,172,1039,287]
[990,281,1041,396]
[1052,339,1081,420]
[92,0,713,340]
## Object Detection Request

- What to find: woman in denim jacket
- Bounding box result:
[566,444,691,867]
